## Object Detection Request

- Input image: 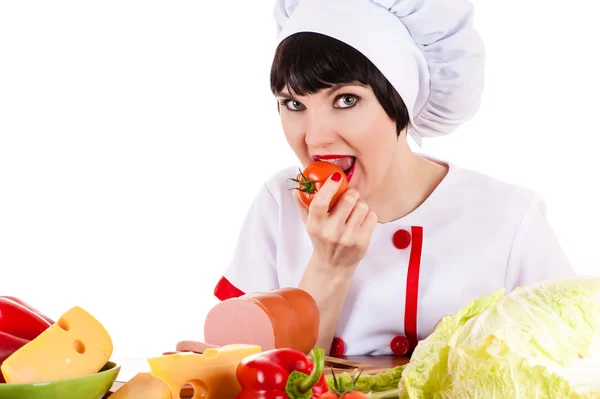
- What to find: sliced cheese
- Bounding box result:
[1,306,113,384]
[110,372,171,399]
[148,344,261,399]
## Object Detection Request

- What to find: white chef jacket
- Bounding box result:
[214,157,575,356]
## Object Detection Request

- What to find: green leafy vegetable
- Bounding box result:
[399,276,600,398]
[326,365,406,394]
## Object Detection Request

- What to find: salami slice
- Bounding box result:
[175,340,218,354]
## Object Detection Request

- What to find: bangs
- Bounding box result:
[269,32,410,135]
[270,32,374,96]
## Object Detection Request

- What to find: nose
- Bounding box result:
[304,109,337,149]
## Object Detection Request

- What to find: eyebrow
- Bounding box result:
[277,92,296,100]
[277,82,368,99]
[324,82,368,96]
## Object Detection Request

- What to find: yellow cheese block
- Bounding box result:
[110,372,171,399]
[1,306,113,384]
[148,344,261,399]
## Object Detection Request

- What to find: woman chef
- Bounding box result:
[213,0,575,357]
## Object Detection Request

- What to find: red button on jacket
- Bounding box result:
[330,337,346,357]
[390,335,410,356]
[392,229,412,249]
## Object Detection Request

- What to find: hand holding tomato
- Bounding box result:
[291,161,349,211]
[290,162,378,270]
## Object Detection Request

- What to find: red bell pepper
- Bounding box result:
[0,297,53,383]
[0,297,52,341]
[236,347,329,399]
[0,332,29,383]
[0,296,54,324]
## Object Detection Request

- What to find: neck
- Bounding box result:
[365,137,448,224]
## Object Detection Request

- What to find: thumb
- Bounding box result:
[292,188,309,224]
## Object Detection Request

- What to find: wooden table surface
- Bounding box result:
[333,355,410,368]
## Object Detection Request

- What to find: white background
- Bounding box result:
[1,0,599,377]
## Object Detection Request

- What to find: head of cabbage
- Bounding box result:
[399,276,600,399]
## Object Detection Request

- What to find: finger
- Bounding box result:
[307,172,344,223]
[292,188,309,224]
[361,209,379,231]
[327,188,360,227]
[342,198,369,229]
[354,211,378,249]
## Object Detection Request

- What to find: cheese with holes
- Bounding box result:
[148,344,261,399]
[110,372,171,399]
[1,306,113,384]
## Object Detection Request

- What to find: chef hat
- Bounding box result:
[273,0,486,146]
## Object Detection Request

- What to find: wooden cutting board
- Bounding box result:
[106,355,409,398]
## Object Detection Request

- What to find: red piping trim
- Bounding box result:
[404,226,423,349]
[214,276,245,301]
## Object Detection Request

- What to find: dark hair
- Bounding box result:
[269,32,410,136]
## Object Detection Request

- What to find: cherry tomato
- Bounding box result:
[290,161,349,211]
[320,368,369,399]
[318,392,368,399]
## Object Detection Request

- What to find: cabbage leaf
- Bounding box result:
[399,276,600,398]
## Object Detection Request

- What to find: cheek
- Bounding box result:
[281,114,310,161]
[359,135,393,177]
[345,108,396,155]
[348,113,398,181]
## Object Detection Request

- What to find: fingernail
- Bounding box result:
[331,172,342,182]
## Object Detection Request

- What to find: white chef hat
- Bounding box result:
[273,0,486,146]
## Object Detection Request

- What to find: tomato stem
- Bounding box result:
[330,367,367,397]
[288,168,316,194]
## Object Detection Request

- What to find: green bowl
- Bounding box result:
[0,361,120,399]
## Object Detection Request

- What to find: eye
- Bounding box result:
[335,94,359,109]
[280,99,305,111]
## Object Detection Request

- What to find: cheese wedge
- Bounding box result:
[110,372,171,399]
[148,344,261,399]
[1,306,113,384]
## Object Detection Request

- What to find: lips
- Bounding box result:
[312,155,357,182]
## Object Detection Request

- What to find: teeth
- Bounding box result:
[320,157,354,171]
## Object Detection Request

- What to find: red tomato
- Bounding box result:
[318,392,368,399]
[291,161,349,211]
